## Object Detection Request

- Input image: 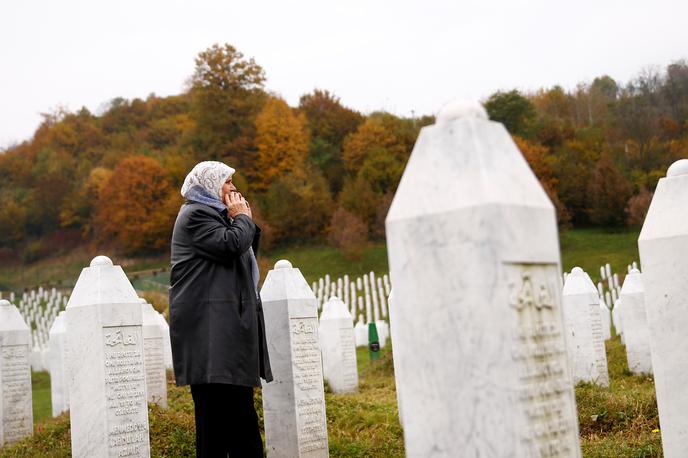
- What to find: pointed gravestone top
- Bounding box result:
[261,261,314,304]
[620,269,643,295]
[436,100,488,124]
[320,296,351,320]
[667,158,688,177]
[640,160,688,241]
[274,259,293,269]
[67,256,139,308]
[0,300,30,332]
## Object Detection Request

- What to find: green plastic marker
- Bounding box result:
[368,322,380,360]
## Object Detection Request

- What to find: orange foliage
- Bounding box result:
[94,156,181,254]
[253,97,309,191]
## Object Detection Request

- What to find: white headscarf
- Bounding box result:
[181,161,236,200]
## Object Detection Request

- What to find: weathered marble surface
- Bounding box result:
[66,256,150,458]
[562,268,609,386]
[619,269,652,375]
[319,296,358,394]
[48,311,69,417]
[638,159,688,457]
[385,101,581,457]
[260,260,329,458]
[0,299,33,446]
[141,300,167,408]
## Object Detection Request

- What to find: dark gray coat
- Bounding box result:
[169,202,272,387]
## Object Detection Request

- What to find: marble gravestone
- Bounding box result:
[354,316,368,347]
[599,299,612,341]
[638,159,688,458]
[48,311,69,417]
[385,101,581,457]
[318,296,358,394]
[153,312,173,371]
[66,256,150,458]
[140,300,167,408]
[0,299,33,446]
[618,269,652,375]
[561,268,609,386]
[260,260,329,458]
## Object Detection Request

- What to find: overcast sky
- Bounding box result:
[1,0,687,148]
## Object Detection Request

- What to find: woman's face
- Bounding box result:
[221,175,237,200]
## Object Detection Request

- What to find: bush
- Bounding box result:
[626,188,653,227]
[328,207,368,261]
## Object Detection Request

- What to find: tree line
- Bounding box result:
[0,43,686,262]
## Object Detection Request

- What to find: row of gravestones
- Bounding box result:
[312,271,391,349]
[384,101,688,457]
[561,265,652,390]
[0,255,366,456]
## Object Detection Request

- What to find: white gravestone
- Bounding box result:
[318,296,358,394]
[599,299,612,341]
[0,300,33,446]
[561,268,609,386]
[153,312,173,370]
[66,256,151,458]
[48,311,69,417]
[385,101,581,457]
[260,260,329,458]
[638,159,688,457]
[618,269,652,375]
[140,300,167,408]
[354,316,368,347]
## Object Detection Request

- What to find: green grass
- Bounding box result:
[31,371,52,423]
[263,243,390,285]
[560,228,641,280]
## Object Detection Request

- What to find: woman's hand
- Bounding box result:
[224,191,252,219]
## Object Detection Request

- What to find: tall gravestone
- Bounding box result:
[66,256,150,458]
[618,269,652,375]
[561,268,609,386]
[319,296,358,394]
[0,299,33,446]
[260,260,329,457]
[140,300,167,408]
[638,159,688,457]
[385,101,581,457]
[48,311,69,417]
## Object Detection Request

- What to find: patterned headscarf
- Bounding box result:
[181,161,235,200]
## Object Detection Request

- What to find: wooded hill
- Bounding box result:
[0,43,686,262]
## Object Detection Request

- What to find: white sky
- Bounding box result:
[1,0,687,148]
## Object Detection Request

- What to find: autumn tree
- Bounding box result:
[485,90,536,137]
[252,97,310,192]
[513,136,571,228]
[189,43,267,166]
[298,89,364,192]
[328,206,368,261]
[94,156,180,254]
[587,156,632,226]
[626,188,653,227]
[261,169,334,242]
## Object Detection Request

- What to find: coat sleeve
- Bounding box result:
[187,209,256,262]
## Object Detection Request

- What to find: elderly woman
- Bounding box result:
[170,161,272,458]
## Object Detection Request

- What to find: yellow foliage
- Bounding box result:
[253,97,309,191]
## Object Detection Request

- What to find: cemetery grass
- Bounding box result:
[6,336,663,458]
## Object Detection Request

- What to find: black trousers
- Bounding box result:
[190,383,263,458]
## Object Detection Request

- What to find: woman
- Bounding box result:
[169,161,272,457]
